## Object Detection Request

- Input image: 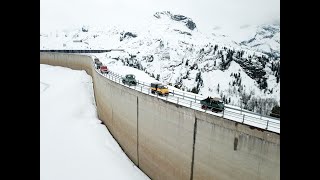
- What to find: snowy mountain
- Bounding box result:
[240,23,280,59]
[40,11,280,116]
[210,20,280,59]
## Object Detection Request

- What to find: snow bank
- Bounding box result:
[40,64,149,180]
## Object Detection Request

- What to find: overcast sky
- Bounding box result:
[40,0,279,33]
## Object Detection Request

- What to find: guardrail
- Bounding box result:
[40,50,113,53]
[93,62,280,134]
[40,49,125,53]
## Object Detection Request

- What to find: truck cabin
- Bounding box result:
[96,61,103,69]
[158,84,168,89]
[205,97,223,104]
[126,74,135,79]
[151,82,167,89]
[100,65,109,73]
[151,82,160,88]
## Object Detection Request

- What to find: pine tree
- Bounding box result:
[214,44,218,52]
[191,87,197,93]
[270,105,280,118]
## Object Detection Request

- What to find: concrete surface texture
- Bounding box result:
[40,52,280,180]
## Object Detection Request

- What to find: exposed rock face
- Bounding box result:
[82,26,89,32]
[172,15,187,21]
[240,24,280,59]
[173,29,192,36]
[120,32,137,41]
[185,20,196,30]
[154,11,197,30]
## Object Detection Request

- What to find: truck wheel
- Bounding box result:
[202,105,207,110]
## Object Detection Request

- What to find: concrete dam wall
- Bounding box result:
[40,52,280,180]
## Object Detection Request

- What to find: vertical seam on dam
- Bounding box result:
[137,96,139,167]
[190,117,198,180]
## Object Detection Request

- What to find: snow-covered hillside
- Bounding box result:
[40,11,280,116]
[40,64,149,180]
[240,23,280,58]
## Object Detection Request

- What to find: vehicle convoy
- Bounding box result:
[200,97,225,112]
[122,74,137,86]
[150,82,169,96]
[100,65,109,74]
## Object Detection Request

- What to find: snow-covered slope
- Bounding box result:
[210,21,280,59]
[40,11,280,115]
[40,64,149,180]
[240,23,280,58]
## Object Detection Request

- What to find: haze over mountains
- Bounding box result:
[40,11,280,115]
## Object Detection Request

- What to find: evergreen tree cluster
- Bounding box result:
[270,105,280,118]
[246,97,279,116]
[230,72,242,87]
[258,77,268,90]
[214,44,218,53]
[191,71,204,94]
[271,61,280,83]
[174,77,183,89]
[226,49,235,61]
[256,56,267,68]
[219,92,231,104]
[123,57,144,71]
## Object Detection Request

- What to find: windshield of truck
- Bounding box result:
[217,101,224,107]
[127,75,135,79]
[158,85,166,89]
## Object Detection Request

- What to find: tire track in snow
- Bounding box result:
[40,81,50,93]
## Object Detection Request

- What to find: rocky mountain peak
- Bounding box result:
[153,11,197,30]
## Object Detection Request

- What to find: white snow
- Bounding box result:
[40,11,280,116]
[40,64,149,180]
[92,60,279,133]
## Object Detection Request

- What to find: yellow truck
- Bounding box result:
[150,82,169,96]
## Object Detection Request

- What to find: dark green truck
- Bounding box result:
[200,97,225,112]
[122,74,137,86]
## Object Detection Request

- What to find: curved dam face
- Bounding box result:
[40,52,280,180]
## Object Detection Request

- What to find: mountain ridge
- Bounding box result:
[40,11,280,115]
